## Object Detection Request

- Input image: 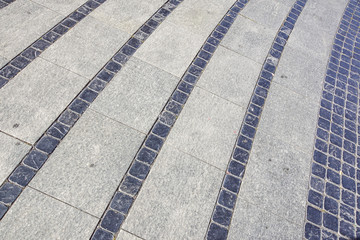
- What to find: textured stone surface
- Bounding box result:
[197,46,262,106]
[91,57,179,133]
[90,0,165,34]
[221,15,276,63]
[0,56,7,69]
[117,230,142,240]
[0,0,62,61]
[31,0,88,16]
[0,188,98,239]
[30,110,144,217]
[228,198,302,240]
[122,144,222,239]
[166,87,243,170]
[241,0,289,31]
[0,133,30,184]
[40,16,129,79]
[0,58,88,144]
[257,82,318,153]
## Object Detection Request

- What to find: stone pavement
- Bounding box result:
[0,0,358,239]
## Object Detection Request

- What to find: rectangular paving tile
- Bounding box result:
[90,0,165,34]
[40,15,129,79]
[30,109,145,217]
[117,230,142,240]
[197,46,262,107]
[0,0,63,61]
[228,198,302,240]
[134,0,233,77]
[31,0,88,16]
[0,56,7,68]
[0,57,88,144]
[273,45,325,102]
[0,187,98,239]
[91,57,179,133]
[0,133,30,185]
[221,15,276,64]
[238,130,311,224]
[122,144,223,239]
[166,87,243,170]
[257,82,318,153]
[240,0,289,31]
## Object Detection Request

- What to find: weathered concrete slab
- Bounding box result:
[117,230,142,240]
[91,57,179,133]
[122,144,222,239]
[31,0,88,16]
[0,187,98,239]
[30,109,144,217]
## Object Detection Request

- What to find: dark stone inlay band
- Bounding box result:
[204,0,308,239]
[0,0,15,10]
[305,0,360,239]
[0,0,183,222]
[90,0,251,239]
[0,0,105,89]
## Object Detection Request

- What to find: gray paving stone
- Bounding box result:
[30,109,144,217]
[197,46,262,106]
[228,198,302,240]
[40,16,129,79]
[0,0,63,62]
[0,55,7,68]
[134,20,204,78]
[166,87,243,170]
[91,57,179,133]
[0,133,30,185]
[0,58,88,144]
[0,187,98,239]
[117,230,142,240]
[238,130,311,224]
[240,0,289,31]
[90,0,165,34]
[221,15,275,64]
[259,82,318,153]
[31,0,88,16]
[274,45,325,102]
[122,144,222,240]
[166,0,234,37]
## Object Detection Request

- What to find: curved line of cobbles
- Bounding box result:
[304,0,360,239]
[90,1,251,239]
[0,0,106,89]
[0,0,183,221]
[204,0,308,239]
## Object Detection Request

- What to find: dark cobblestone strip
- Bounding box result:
[0,0,107,89]
[0,0,183,222]
[90,1,251,239]
[0,0,15,9]
[203,0,308,239]
[305,1,360,239]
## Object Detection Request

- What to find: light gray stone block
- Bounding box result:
[166,0,234,37]
[91,57,179,133]
[0,55,8,68]
[122,144,222,240]
[197,46,262,107]
[90,0,165,34]
[221,15,276,64]
[0,188,98,239]
[0,0,62,61]
[0,133,30,184]
[274,45,325,102]
[41,16,129,79]
[240,0,289,31]
[134,20,204,78]
[239,130,311,224]
[0,58,88,144]
[166,87,243,170]
[31,0,88,16]
[228,198,302,240]
[258,82,318,153]
[30,109,144,217]
[117,230,142,240]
